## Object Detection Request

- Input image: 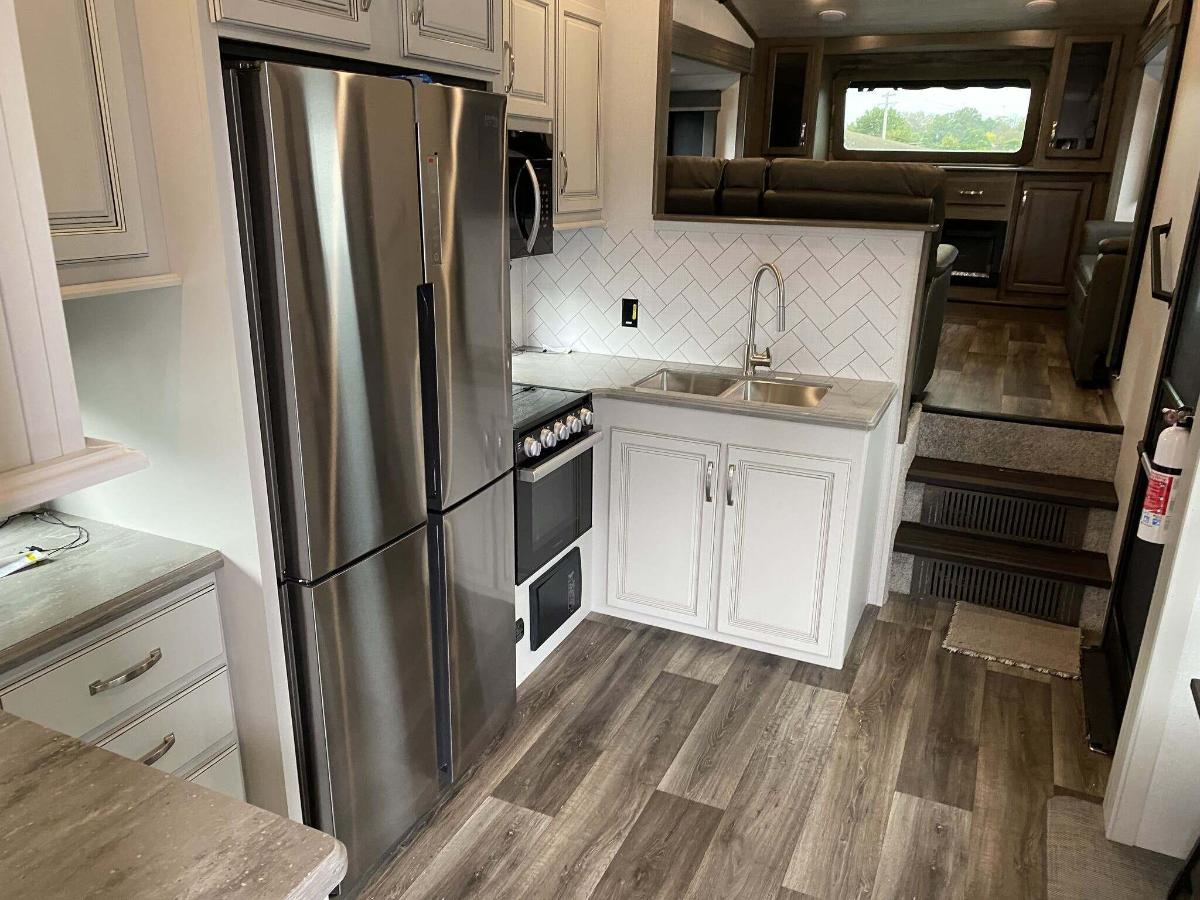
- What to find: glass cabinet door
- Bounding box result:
[765,48,812,155]
[1045,36,1121,159]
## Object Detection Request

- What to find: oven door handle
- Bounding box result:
[517,431,603,483]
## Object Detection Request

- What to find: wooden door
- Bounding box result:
[1005,178,1094,294]
[211,0,372,47]
[715,446,851,657]
[16,0,168,281]
[556,0,603,219]
[401,0,503,73]
[1041,34,1122,161]
[607,429,720,629]
[506,0,553,121]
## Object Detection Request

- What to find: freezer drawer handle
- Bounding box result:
[138,732,176,766]
[89,648,162,696]
[517,431,603,483]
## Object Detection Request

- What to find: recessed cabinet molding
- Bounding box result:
[556,0,604,221]
[401,0,503,73]
[596,398,893,668]
[15,0,169,284]
[505,0,554,120]
[608,429,720,629]
[210,0,373,48]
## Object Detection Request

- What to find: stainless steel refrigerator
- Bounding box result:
[226,62,515,895]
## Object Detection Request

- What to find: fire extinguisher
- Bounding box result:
[1138,408,1193,544]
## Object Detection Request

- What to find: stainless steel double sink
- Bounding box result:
[631,368,830,409]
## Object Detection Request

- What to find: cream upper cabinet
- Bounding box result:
[401,0,503,73]
[505,0,554,121]
[210,0,372,47]
[715,446,850,656]
[15,0,168,284]
[555,0,603,220]
[607,428,720,629]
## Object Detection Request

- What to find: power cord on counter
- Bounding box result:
[0,509,90,557]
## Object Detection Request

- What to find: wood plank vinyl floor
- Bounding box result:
[923,302,1122,429]
[361,600,1112,900]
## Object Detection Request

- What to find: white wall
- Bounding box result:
[672,0,752,47]
[1105,0,1200,857]
[55,0,300,819]
[1112,54,1166,222]
[1108,2,1200,567]
[715,80,740,158]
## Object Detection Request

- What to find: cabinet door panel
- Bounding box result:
[1005,179,1093,294]
[211,0,371,47]
[608,429,719,628]
[716,446,850,655]
[16,0,156,269]
[556,0,603,217]
[402,0,503,73]
[507,0,553,120]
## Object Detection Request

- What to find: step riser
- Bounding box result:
[917,412,1122,481]
[900,482,1116,553]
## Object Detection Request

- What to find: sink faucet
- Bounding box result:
[745,263,785,376]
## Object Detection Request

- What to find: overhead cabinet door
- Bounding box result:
[607,429,720,629]
[716,446,850,656]
[506,0,554,120]
[556,0,603,218]
[210,0,372,47]
[402,0,503,73]
[16,0,168,281]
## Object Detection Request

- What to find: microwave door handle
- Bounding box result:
[517,431,603,483]
[512,163,532,244]
[524,159,542,255]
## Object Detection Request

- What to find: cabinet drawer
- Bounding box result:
[190,744,245,801]
[945,173,1015,209]
[98,670,235,774]
[1,588,224,737]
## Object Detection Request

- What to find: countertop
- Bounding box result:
[0,710,346,899]
[512,350,897,429]
[0,513,223,672]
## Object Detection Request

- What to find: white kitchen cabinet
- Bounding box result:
[401,0,503,73]
[716,446,851,656]
[505,0,554,121]
[210,0,372,47]
[15,0,169,285]
[555,0,603,221]
[607,428,720,629]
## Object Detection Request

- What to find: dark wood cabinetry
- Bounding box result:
[1005,178,1093,294]
[750,40,822,158]
[1039,35,1123,162]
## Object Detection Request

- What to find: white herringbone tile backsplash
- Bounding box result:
[521,223,925,382]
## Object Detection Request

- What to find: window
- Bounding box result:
[836,77,1041,163]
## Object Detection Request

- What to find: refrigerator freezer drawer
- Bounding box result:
[433,476,517,781]
[286,525,439,896]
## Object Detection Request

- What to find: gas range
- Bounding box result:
[512,383,595,465]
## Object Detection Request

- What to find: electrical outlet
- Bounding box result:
[621,297,638,327]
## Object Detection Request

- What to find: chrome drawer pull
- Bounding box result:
[88,648,162,696]
[958,189,985,197]
[139,732,176,766]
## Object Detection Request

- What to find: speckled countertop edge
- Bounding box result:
[512,350,897,430]
[0,515,223,672]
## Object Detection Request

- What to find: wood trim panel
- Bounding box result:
[652,0,672,217]
[717,0,757,42]
[671,21,752,73]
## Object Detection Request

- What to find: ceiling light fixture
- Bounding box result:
[817,8,848,22]
[1024,0,1058,12]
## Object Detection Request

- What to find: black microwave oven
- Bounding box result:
[508,129,553,258]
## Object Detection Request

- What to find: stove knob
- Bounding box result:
[539,427,557,449]
[566,415,582,434]
[553,420,571,441]
[578,407,594,426]
[522,436,542,458]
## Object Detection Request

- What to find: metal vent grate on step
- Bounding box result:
[921,485,1086,548]
[912,557,1083,625]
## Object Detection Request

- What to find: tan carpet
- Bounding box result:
[943,602,1081,679]
[1047,794,1179,899]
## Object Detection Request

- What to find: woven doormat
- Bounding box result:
[943,602,1081,679]
[1048,795,1178,899]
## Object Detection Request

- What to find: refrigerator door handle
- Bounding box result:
[423,151,444,265]
[524,159,542,256]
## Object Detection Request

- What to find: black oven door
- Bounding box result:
[515,435,596,583]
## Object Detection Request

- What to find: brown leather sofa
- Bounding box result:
[1067,220,1133,384]
[663,156,725,216]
